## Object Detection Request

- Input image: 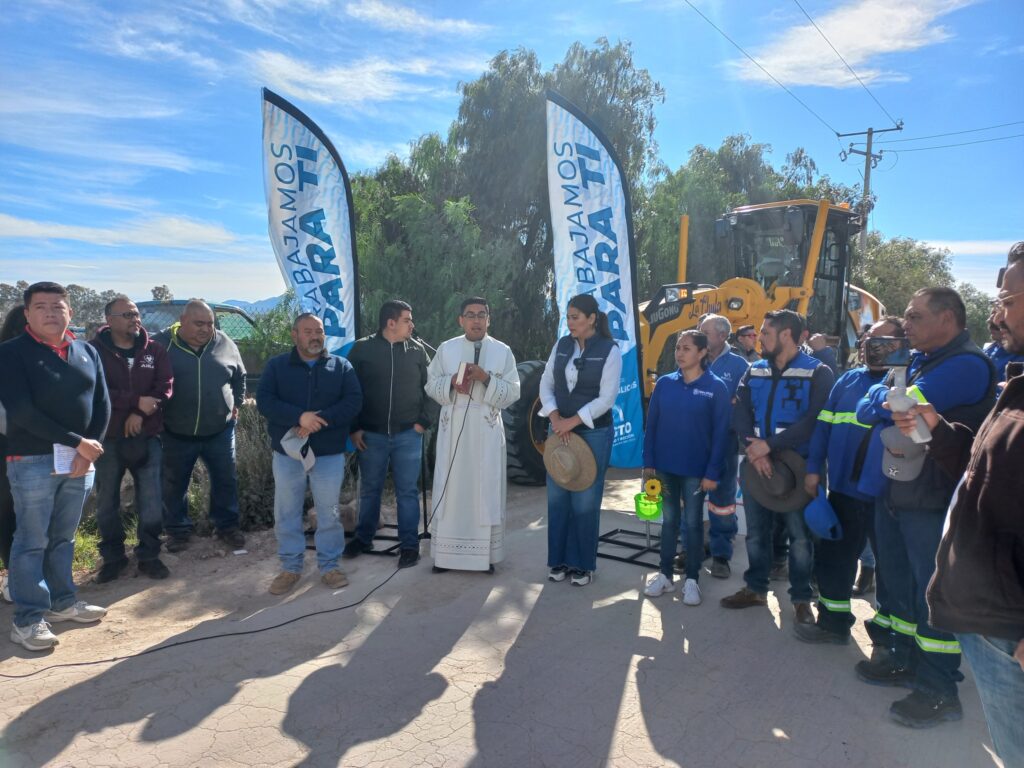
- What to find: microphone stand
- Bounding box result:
[413,330,436,540]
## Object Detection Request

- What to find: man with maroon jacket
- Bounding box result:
[90,296,174,582]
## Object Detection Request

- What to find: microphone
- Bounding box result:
[473,340,482,365]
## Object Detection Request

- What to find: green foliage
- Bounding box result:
[235,290,298,373]
[151,284,174,301]
[851,232,955,317]
[957,281,997,347]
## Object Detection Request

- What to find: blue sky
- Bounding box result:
[1,0,1021,302]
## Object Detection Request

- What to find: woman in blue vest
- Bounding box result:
[642,331,730,606]
[539,294,622,586]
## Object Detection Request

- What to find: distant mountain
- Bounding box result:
[222,295,285,315]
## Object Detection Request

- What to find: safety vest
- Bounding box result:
[552,335,616,429]
[747,350,823,457]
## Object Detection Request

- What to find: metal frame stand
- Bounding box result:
[597,520,662,569]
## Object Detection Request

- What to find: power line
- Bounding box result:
[791,0,900,128]
[864,120,1024,145]
[887,133,1024,153]
[680,0,840,136]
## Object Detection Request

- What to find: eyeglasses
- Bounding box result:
[462,311,489,320]
[109,311,141,320]
[993,289,1024,313]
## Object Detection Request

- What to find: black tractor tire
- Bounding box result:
[504,360,549,486]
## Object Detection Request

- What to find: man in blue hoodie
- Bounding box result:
[257,313,363,595]
[795,316,904,645]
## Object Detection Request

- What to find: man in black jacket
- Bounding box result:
[0,282,110,651]
[257,313,362,595]
[343,300,431,568]
[893,245,1024,763]
[155,300,246,552]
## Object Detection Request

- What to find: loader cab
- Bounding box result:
[714,200,861,349]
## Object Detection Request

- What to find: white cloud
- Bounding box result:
[250,50,482,108]
[730,0,977,88]
[925,239,1016,256]
[345,0,489,36]
[0,213,241,250]
[105,23,221,75]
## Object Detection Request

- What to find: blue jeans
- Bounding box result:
[546,425,612,573]
[7,456,95,627]
[659,474,705,581]
[273,451,346,573]
[94,436,163,562]
[355,429,423,551]
[875,500,962,697]
[958,633,1024,764]
[741,463,813,602]
[707,448,739,560]
[162,426,240,535]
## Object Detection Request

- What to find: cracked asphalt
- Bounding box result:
[0,470,999,767]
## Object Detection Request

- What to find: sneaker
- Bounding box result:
[794,602,815,625]
[1,573,11,603]
[682,578,702,606]
[855,654,916,688]
[720,587,768,609]
[794,622,851,645]
[342,537,371,559]
[138,558,170,580]
[95,558,129,584]
[216,527,245,549]
[644,573,675,597]
[708,557,731,580]
[165,534,190,553]
[11,620,58,651]
[889,689,963,729]
[45,601,107,624]
[397,549,420,569]
[269,571,301,595]
[769,561,788,581]
[321,569,349,589]
[570,570,592,587]
[547,566,568,582]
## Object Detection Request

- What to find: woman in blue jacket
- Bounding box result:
[643,331,730,606]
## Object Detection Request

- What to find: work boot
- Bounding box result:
[794,602,815,625]
[321,569,349,589]
[889,690,962,729]
[216,527,245,549]
[794,622,851,645]
[342,537,371,559]
[720,587,768,609]
[852,565,876,596]
[769,561,788,581]
[269,571,301,595]
[855,649,915,688]
[95,558,129,584]
[138,558,170,579]
[165,533,190,553]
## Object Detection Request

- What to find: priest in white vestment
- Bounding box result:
[425,298,520,572]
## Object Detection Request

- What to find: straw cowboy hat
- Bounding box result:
[543,432,597,491]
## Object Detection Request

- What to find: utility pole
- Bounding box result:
[839,122,903,256]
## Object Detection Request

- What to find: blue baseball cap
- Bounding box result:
[804,488,843,541]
